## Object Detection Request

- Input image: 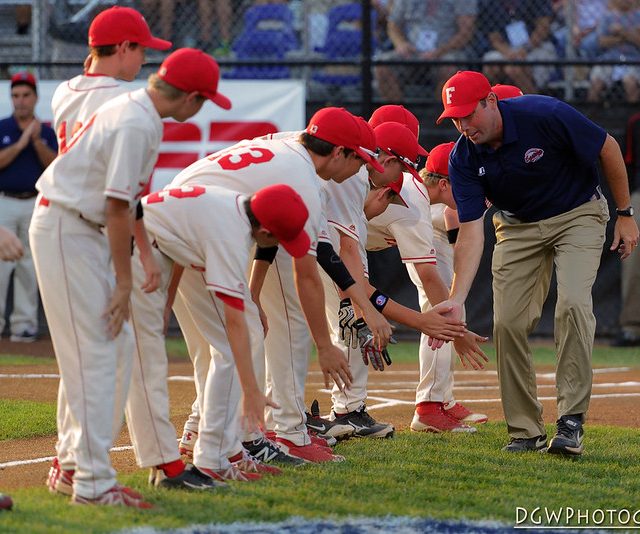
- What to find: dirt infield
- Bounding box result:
[1,338,639,491]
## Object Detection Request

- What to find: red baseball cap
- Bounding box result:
[305,107,384,173]
[88,6,172,50]
[158,48,232,109]
[374,122,425,181]
[426,142,455,177]
[10,72,37,92]
[491,83,524,100]
[369,105,428,157]
[250,184,311,258]
[437,71,492,124]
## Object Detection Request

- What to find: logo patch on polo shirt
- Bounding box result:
[524,148,544,163]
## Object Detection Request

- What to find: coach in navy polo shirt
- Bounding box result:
[436,71,639,456]
[0,72,57,342]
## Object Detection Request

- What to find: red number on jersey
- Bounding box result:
[209,147,275,170]
[146,185,207,204]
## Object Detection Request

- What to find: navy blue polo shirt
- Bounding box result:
[449,95,607,223]
[0,115,58,194]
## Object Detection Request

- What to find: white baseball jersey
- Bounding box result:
[367,173,437,265]
[323,166,370,276]
[171,137,325,254]
[143,186,252,300]
[51,74,134,150]
[37,88,162,225]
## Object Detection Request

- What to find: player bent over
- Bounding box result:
[29,48,223,507]
[131,184,310,482]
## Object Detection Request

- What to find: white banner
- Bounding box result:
[0,79,305,190]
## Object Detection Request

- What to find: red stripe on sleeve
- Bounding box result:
[215,292,245,311]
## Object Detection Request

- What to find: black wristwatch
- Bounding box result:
[616,206,635,217]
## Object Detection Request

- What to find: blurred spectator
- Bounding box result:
[481,0,558,94]
[0,73,57,342]
[551,1,607,58]
[16,4,31,35]
[587,0,640,103]
[375,0,477,100]
[141,0,232,53]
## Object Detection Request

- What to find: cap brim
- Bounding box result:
[436,101,479,125]
[417,145,429,157]
[402,163,422,182]
[140,36,173,50]
[203,91,232,110]
[356,147,384,173]
[280,231,311,259]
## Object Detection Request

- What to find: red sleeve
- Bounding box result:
[214,291,245,311]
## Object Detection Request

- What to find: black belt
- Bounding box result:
[0,191,38,199]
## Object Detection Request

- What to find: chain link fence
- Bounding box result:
[1,0,638,339]
[2,0,640,104]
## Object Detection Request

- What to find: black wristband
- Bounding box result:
[254,245,279,264]
[447,228,459,244]
[369,289,389,312]
[316,241,356,292]
[136,200,144,220]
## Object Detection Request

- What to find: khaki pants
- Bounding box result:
[491,199,609,439]
[619,190,640,336]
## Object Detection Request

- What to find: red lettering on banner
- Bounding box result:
[209,121,278,142]
[156,152,199,168]
[146,185,207,204]
[162,122,201,142]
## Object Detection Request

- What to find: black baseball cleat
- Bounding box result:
[502,434,548,452]
[306,400,354,441]
[547,415,584,456]
[242,436,307,467]
[150,465,229,491]
[331,405,394,439]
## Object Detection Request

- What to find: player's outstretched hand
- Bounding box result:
[427,300,464,349]
[361,306,392,349]
[241,388,279,434]
[355,319,395,371]
[317,344,353,391]
[453,330,489,370]
[419,300,466,342]
[139,248,162,293]
[0,227,23,261]
[104,282,131,339]
[611,216,639,260]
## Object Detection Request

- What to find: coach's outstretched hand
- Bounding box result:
[317,344,353,391]
[453,331,489,370]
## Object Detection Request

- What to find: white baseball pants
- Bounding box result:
[29,200,133,499]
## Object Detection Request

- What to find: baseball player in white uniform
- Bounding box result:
[171,107,393,464]
[133,183,310,482]
[45,5,171,498]
[321,118,471,437]
[367,141,488,433]
[29,48,221,507]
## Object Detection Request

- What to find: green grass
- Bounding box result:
[165,337,640,368]
[0,399,57,440]
[1,424,638,532]
[0,354,55,366]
